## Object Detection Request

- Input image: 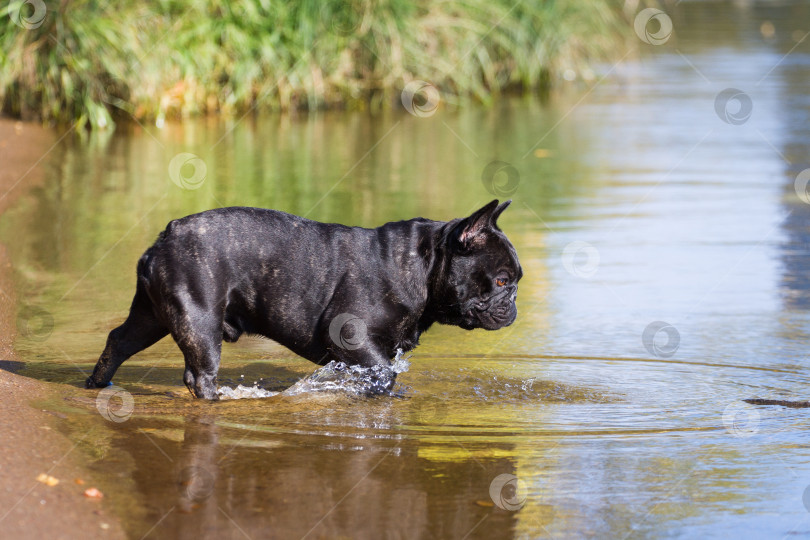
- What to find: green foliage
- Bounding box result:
[0,0,626,128]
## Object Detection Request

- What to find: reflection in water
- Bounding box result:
[175,416,219,515]
[75,409,523,539]
[773,5,810,310]
[4,1,810,538]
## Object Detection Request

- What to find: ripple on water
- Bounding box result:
[53,352,808,448]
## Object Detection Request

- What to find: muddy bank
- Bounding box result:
[0,119,124,539]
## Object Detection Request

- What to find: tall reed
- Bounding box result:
[0,0,627,128]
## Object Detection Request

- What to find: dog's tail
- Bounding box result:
[136,219,178,287]
[154,219,179,244]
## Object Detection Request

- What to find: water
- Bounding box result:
[4,1,810,537]
[216,350,412,400]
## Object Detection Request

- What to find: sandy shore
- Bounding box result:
[0,120,124,539]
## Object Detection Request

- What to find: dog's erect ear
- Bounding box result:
[490,200,511,230]
[454,200,502,247]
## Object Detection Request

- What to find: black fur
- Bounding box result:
[85,200,522,399]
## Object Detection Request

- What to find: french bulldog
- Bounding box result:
[85,200,522,399]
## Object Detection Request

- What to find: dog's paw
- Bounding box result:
[193,385,220,401]
[84,377,112,389]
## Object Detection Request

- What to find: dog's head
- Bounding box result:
[433,200,522,330]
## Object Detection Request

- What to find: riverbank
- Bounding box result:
[0,119,123,539]
[0,0,627,128]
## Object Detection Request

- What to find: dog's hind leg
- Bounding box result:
[86,284,169,389]
[175,331,222,400]
[166,307,223,400]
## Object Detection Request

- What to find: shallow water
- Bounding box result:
[4,1,810,538]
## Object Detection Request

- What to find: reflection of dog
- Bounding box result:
[86,200,522,399]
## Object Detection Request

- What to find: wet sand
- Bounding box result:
[0,119,124,539]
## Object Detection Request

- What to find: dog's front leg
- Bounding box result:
[336,346,399,395]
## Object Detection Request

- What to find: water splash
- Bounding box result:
[390,349,411,374]
[217,384,279,400]
[285,349,411,396]
[217,349,411,400]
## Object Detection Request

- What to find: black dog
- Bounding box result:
[86,200,522,399]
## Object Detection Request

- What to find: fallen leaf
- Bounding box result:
[474,500,494,508]
[84,487,104,499]
[36,473,59,487]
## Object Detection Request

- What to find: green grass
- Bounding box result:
[0,0,628,129]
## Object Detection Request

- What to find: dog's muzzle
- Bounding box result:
[467,286,518,329]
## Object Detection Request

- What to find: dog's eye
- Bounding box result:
[495,278,507,287]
